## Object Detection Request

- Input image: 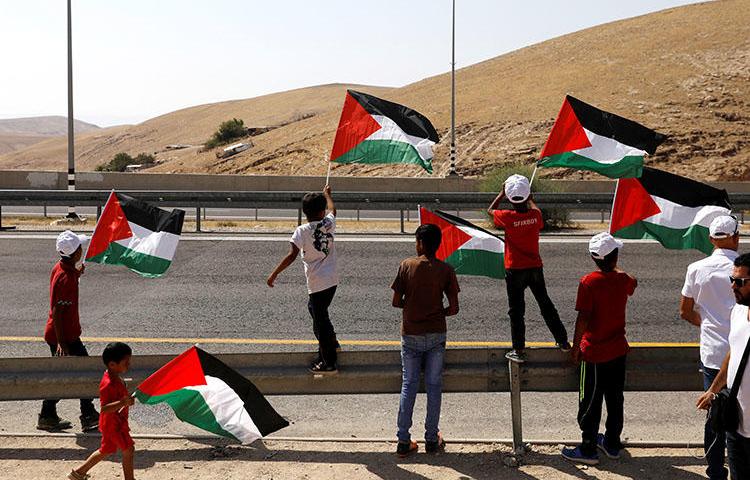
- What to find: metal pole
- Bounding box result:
[254,208,258,221]
[96,205,101,220]
[447,0,458,177]
[400,209,405,234]
[509,358,525,455]
[196,207,201,232]
[65,0,79,220]
[44,205,48,218]
[297,208,302,226]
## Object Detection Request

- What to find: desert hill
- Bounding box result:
[0,116,99,155]
[1,0,748,180]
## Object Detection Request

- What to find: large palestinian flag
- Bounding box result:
[420,208,505,279]
[330,90,439,173]
[85,191,184,277]
[134,346,288,444]
[611,167,731,255]
[538,95,665,178]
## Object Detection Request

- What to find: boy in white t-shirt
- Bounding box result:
[267,185,340,374]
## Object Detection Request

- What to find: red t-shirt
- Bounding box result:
[575,270,637,363]
[492,209,544,269]
[44,261,81,344]
[99,370,130,436]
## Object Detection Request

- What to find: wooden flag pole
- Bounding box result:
[529,166,539,186]
[325,159,332,186]
[608,179,620,234]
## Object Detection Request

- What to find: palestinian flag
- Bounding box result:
[134,346,288,444]
[85,191,184,278]
[330,90,439,173]
[420,208,505,279]
[611,167,731,255]
[538,95,665,178]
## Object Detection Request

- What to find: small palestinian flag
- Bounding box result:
[134,346,288,444]
[420,207,505,279]
[611,167,731,255]
[538,95,665,178]
[85,191,184,278]
[330,90,439,173]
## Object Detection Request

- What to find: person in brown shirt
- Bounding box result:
[391,223,460,457]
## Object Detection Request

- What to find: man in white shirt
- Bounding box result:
[698,252,750,479]
[267,185,340,374]
[681,215,739,480]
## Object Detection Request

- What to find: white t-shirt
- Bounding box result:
[290,213,338,294]
[681,249,738,369]
[728,304,750,437]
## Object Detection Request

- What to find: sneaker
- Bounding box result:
[425,433,446,454]
[68,470,90,480]
[556,341,572,352]
[561,446,599,465]
[596,433,622,459]
[505,349,526,363]
[80,411,99,432]
[309,361,338,375]
[396,440,418,457]
[36,415,72,431]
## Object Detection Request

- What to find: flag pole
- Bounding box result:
[608,179,620,234]
[529,165,539,186]
[325,158,332,186]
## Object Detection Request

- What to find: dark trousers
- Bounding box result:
[703,365,728,480]
[577,354,626,456]
[308,285,338,368]
[727,431,750,480]
[40,338,97,418]
[505,267,568,350]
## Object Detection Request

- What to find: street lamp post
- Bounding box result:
[447,0,459,177]
[66,0,80,220]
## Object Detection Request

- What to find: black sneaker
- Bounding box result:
[396,440,418,457]
[425,433,446,454]
[556,341,572,352]
[309,361,338,375]
[80,411,99,432]
[505,350,526,363]
[37,415,73,431]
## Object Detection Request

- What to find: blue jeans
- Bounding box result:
[397,333,446,443]
[727,431,750,480]
[703,365,728,480]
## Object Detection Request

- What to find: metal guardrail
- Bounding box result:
[0,347,700,452]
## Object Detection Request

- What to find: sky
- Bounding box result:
[0,0,705,127]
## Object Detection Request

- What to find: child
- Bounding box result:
[391,224,460,457]
[69,342,135,480]
[267,185,340,374]
[487,174,570,361]
[39,230,99,432]
[562,232,637,466]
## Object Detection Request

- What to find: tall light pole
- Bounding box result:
[447,0,459,177]
[66,0,80,219]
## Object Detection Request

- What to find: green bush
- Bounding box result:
[134,153,156,165]
[480,162,573,230]
[96,152,133,172]
[205,118,247,149]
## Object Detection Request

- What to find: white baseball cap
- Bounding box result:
[56,230,89,257]
[709,215,738,239]
[589,232,623,259]
[504,174,531,203]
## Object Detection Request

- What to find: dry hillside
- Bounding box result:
[1,0,748,180]
[0,116,99,155]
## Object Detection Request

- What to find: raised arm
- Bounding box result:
[324,185,336,217]
[267,243,300,287]
[487,190,505,215]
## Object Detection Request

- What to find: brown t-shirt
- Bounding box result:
[391,255,460,335]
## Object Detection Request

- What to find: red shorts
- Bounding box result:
[100,429,134,455]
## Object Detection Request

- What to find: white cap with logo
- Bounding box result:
[709,215,738,239]
[589,232,623,259]
[56,230,89,257]
[504,174,531,204]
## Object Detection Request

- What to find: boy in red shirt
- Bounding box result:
[487,174,569,361]
[562,233,637,466]
[68,342,136,480]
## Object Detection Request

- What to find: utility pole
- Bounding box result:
[447,0,459,177]
[66,0,80,220]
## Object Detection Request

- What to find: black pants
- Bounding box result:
[727,431,750,480]
[505,267,567,350]
[308,286,338,368]
[577,354,626,455]
[40,338,97,418]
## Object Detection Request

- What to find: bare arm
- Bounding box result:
[267,243,300,287]
[392,291,405,309]
[571,310,591,363]
[51,304,68,356]
[324,185,336,217]
[100,395,135,414]
[487,191,504,215]
[527,194,541,213]
[679,296,702,327]
[697,351,730,410]
[444,290,459,317]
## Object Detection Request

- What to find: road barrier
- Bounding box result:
[0,346,701,452]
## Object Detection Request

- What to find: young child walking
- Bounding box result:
[391,224,460,457]
[268,185,340,374]
[562,233,637,466]
[69,342,135,480]
[487,174,570,361]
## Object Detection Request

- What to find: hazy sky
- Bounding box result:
[1,0,704,127]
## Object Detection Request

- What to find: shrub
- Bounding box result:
[133,153,156,165]
[96,152,133,172]
[480,162,573,230]
[205,118,247,149]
